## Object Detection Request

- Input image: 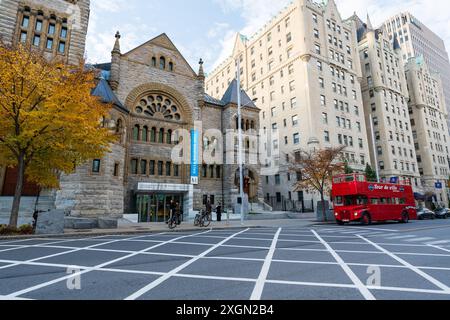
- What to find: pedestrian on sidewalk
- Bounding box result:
[216,202,222,222]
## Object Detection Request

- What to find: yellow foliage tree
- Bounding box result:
[0,43,115,227]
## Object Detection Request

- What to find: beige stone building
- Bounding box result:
[405,57,450,206]
[351,15,422,190]
[382,12,450,134]
[206,0,371,210]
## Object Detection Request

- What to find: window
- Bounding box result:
[324,131,330,142]
[48,23,55,35]
[149,161,155,175]
[292,115,299,126]
[320,95,326,106]
[113,163,120,177]
[314,29,319,38]
[286,32,292,43]
[58,41,65,53]
[140,160,147,175]
[20,31,27,43]
[46,38,53,50]
[158,161,164,176]
[22,16,30,28]
[160,57,166,70]
[293,133,300,144]
[60,27,67,39]
[315,44,321,55]
[130,159,138,175]
[35,20,43,32]
[291,97,297,108]
[322,112,328,124]
[174,164,180,177]
[92,160,101,173]
[33,35,40,47]
[166,162,172,176]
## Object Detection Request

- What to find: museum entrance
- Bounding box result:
[136,193,184,223]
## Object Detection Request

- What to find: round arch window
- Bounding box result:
[134,93,182,122]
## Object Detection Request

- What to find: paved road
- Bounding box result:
[0,219,450,300]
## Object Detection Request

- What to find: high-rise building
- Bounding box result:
[382,12,450,133]
[0,0,90,65]
[206,0,371,210]
[351,14,422,189]
[405,57,450,206]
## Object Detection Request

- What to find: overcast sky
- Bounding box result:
[85,0,450,73]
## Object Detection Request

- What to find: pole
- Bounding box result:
[369,114,380,183]
[237,57,245,225]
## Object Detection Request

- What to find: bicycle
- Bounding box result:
[194,209,212,228]
[168,210,181,230]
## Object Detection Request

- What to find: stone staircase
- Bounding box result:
[0,196,55,225]
[249,199,273,213]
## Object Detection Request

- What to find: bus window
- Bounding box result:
[333,177,343,184]
[371,198,379,205]
[380,198,387,204]
[399,198,406,204]
[344,176,355,182]
[386,198,392,204]
[334,196,343,206]
[395,198,400,205]
[356,196,368,205]
[356,175,366,182]
[344,196,354,206]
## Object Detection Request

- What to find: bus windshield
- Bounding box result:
[334,195,368,206]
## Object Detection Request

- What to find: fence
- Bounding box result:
[265,196,315,213]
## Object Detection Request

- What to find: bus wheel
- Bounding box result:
[361,213,371,226]
[336,220,344,226]
[401,212,409,224]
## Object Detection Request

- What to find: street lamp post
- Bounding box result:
[237,57,245,225]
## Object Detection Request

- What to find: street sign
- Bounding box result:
[390,177,399,184]
[190,129,199,185]
[435,182,443,189]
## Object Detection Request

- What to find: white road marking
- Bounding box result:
[125,229,249,300]
[368,285,450,296]
[427,240,450,246]
[5,230,212,298]
[250,228,282,300]
[385,235,417,240]
[404,237,435,242]
[428,245,450,253]
[312,230,376,300]
[358,235,450,293]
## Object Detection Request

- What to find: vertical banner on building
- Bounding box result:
[190,129,199,185]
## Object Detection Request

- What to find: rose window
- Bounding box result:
[134,94,182,121]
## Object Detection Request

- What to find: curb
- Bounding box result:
[0,224,269,241]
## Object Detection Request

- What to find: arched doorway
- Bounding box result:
[235,168,258,201]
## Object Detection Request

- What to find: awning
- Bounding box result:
[414,193,425,201]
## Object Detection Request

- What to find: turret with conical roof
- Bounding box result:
[110,31,121,91]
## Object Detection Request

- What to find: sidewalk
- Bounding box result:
[0,217,323,240]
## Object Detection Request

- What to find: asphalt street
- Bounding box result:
[0,219,450,300]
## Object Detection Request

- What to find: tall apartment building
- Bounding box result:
[405,57,450,206]
[352,15,422,190]
[206,0,371,210]
[382,12,450,133]
[0,0,90,65]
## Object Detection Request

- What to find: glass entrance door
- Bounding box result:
[136,193,185,223]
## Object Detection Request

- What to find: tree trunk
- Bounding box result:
[9,153,25,228]
[321,192,327,222]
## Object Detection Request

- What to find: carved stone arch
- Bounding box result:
[125,83,194,124]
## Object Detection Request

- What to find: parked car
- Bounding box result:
[434,208,450,219]
[416,208,436,220]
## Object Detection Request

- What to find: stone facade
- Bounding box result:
[206,0,371,210]
[353,15,422,190]
[55,33,261,219]
[0,0,90,65]
[405,57,450,206]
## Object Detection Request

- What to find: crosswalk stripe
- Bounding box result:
[427,240,450,245]
[385,235,417,240]
[404,237,435,242]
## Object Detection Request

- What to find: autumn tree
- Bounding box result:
[0,43,115,227]
[290,146,346,222]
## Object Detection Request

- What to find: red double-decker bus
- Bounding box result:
[332,174,417,225]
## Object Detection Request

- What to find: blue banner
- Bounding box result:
[390,177,399,184]
[190,129,199,184]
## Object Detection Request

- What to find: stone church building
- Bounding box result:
[0,0,262,223]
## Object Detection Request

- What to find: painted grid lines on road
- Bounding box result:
[4,229,213,298]
[124,228,250,300]
[312,230,375,300]
[358,235,450,293]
